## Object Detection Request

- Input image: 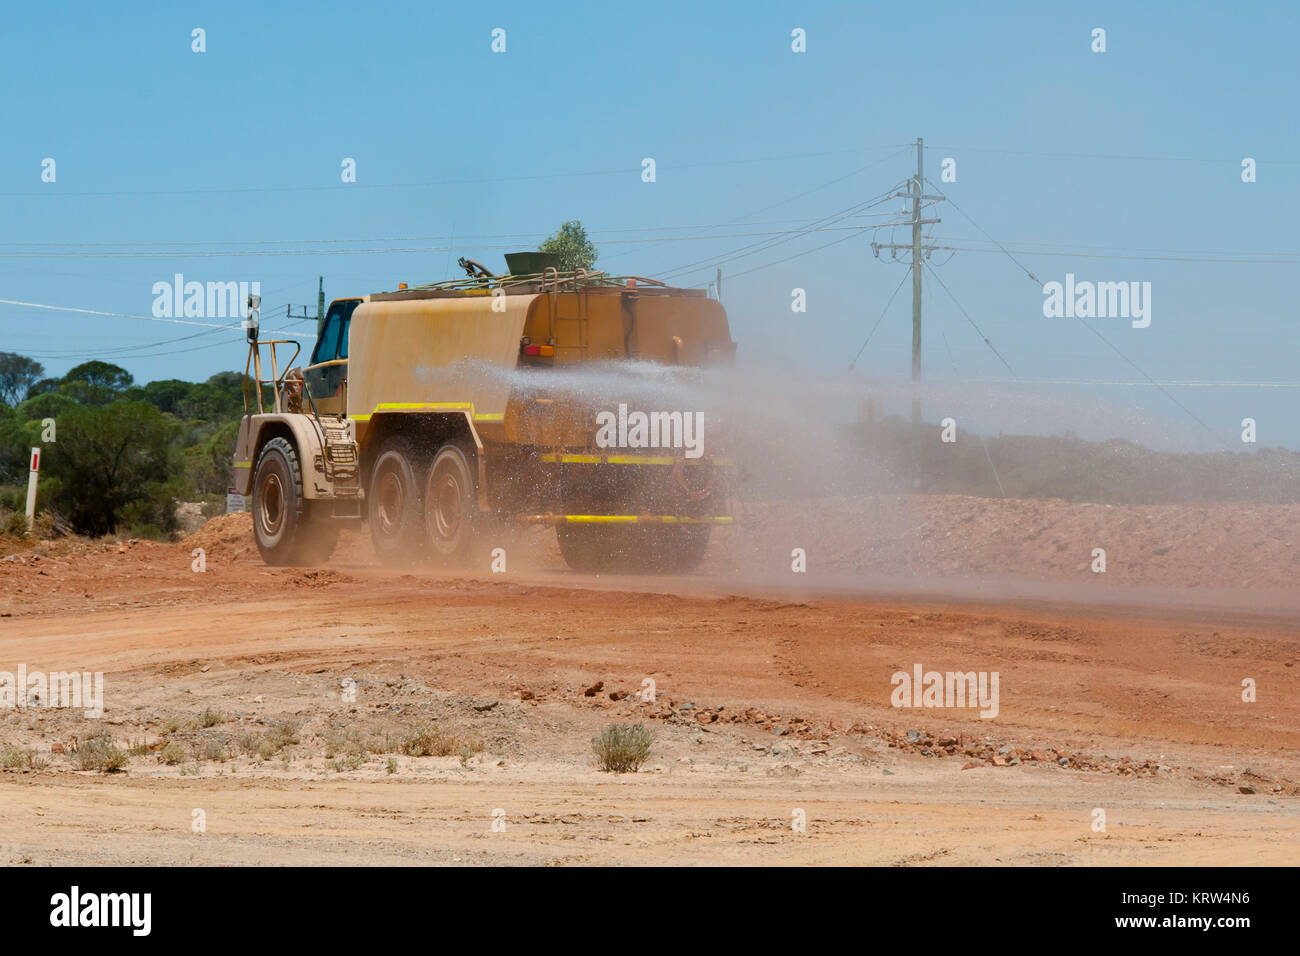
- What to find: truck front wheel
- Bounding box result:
[252,436,337,566]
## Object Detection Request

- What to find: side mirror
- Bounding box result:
[244,293,261,342]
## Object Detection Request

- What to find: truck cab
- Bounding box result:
[302,298,360,415]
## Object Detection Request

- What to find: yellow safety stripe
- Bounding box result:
[233,461,251,468]
[538,453,733,466]
[524,514,733,525]
[544,453,604,464]
[351,402,503,423]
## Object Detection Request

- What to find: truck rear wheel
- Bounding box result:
[368,436,427,565]
[252,437,337,566]
[556,524,711,574]
[424,443,477,564]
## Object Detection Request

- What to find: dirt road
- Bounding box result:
[0,506,1297,865]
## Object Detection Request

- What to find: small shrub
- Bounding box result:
[199,738,225,762]
[249,720,299,759]
[592,723,653,773]
[397,721,483,758]
[321,726,371,759]
[1,745,33,769]
[75,731,129,772]
[158,740,187,765]
[197,707,224,729]
[397,721,443,757]
[386,757,397,775]
[3,510,28,537]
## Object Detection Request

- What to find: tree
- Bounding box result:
[13,391,78,423]
[205,371,244,389]
[130,379,194,416]
[0,352,45,406]
[38,400,184,536]
[185,419,240,494]
[539,220,598,272]
[178,381,244,422]
[60,360,133,406]
[25,377,61,399]
[0,406,37,484]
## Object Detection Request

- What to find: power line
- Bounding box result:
[603,146,912,267]
[927,179,1039,284]
[941,245,1300,266]
[1072,316,1222,441]
[0,298,303,338]
[938,324,1006,499]
[0,144,912,200]
[721,228,870,281]
[925,188,1229,445]
[931,235,1300,260]
[5,325,229,359]
[0,213,902,248]
[847,267,911,372]
[921,260,1016,376]
[656,186,909,282]
[927,144,1300,165]
[0,221,912,260]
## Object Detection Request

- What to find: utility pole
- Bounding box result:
[316,276,325,336]
[287,277,326,336]
[716,267,722,303]
[870,138,951,477]
[910,139,924,432]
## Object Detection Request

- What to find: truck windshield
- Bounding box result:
[312,315,343,364]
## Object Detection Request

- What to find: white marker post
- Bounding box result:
[25,447,40,533]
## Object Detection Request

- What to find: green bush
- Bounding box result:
[39,400,186,536]
[592,723,653,773]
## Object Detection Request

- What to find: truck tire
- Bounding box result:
[556,524,711,574]
[647,525,711,573]
[424,443,477,564]
[252,436,338,566]
[368,436,427,565]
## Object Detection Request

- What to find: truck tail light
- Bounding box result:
[523,344,554,357]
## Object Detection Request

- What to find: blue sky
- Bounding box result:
[1,1,1296,449]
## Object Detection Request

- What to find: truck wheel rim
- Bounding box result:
[431,469,462,540]
[260,474,284,535]
[377,472,403,535]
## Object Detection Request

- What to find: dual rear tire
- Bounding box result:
[367,437,477,566]
[556,523,711,574]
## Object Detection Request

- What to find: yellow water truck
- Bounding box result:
[232,262,737,572]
